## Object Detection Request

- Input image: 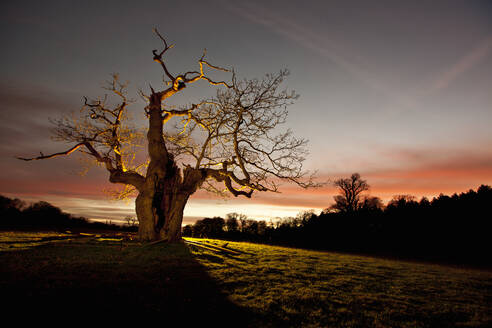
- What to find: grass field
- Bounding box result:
[1,231,491,327]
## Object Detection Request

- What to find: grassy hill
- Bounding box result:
[1,231,491,327]
[186,238,492,327]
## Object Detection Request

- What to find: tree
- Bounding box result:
[18,30,315,242]
[386,194,417,210]
[124,216,138,228]
[22,201,71,227]
[0,195,26,212]
[0,195,26,226]
[359,196,384,213]
[330,173,369,213]
[242,219,259,236]
[192,217,225,238]
[182,224,193,237]
[225,213,242,233]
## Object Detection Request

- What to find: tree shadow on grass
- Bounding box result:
[0,240,262,326]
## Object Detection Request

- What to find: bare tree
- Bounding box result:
[331,173,369,213]
[225,213,247,233]
[18,30,316,242]
[125,216,138,228]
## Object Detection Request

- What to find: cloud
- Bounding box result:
[223,1,419,112]
[4,141,491,223]
[0,82,80,153]
[359,145,492,198]
[429,35,492,92]
[239,143,492,207]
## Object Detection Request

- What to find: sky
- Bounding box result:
[1,0,491,225]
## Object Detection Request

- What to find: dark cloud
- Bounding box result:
[0,82,80,152]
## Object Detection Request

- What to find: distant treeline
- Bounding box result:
[183,185,492,267]
[0,196,137,232]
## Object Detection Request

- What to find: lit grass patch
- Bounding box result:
[0,231,73,251]
[185,238,492,327]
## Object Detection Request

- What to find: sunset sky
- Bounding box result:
[1,0,491,225]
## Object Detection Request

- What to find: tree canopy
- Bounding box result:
[330,173,369,213]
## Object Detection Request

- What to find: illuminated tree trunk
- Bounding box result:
[135,165,206,242]
[134,94,206,242]
[135,177,190,243]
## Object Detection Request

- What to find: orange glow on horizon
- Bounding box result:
[2,155,491,223]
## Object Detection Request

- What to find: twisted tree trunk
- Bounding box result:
[135,181,188,242]
[135,165,206,242]
[134,92,205,242]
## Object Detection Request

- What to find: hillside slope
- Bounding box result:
[0,232,490,327]
[186,237,492,327]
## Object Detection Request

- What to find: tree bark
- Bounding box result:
[136,93,205,242]
[134,171,189,242]
[135,166,203,242]
[135,192,188,242]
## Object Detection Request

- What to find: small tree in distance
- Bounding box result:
[125,216,138,228]
[330,173,369,213]
[225,212,245,233]
[18,29,317,242]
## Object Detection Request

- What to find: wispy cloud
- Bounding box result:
[3,142,491,222]
[428,35,492,93]
[248,143,492,204]
[0,82,79,153]
[357,145,492,198]
[223,1,419,112]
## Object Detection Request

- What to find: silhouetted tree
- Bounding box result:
[296,210,316,227]
[0,195,26,226]
[124,216,138,227]
[359,196,384,213]
[225,213,246,233]
[182,224,193,237]
[386,194,417,210]
[19,201,85,229]
[331,173,369,213]
[257,221,267,236]
[243,220,259,236]
[0,195,26,212]
[23,201,63,223]
[192,217,225,238]
[18,29,317,242]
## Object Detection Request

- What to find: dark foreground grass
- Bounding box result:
[0,232,252,325]
[1,232,491,327]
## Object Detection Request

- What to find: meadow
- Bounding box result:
[1,231,491,327]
